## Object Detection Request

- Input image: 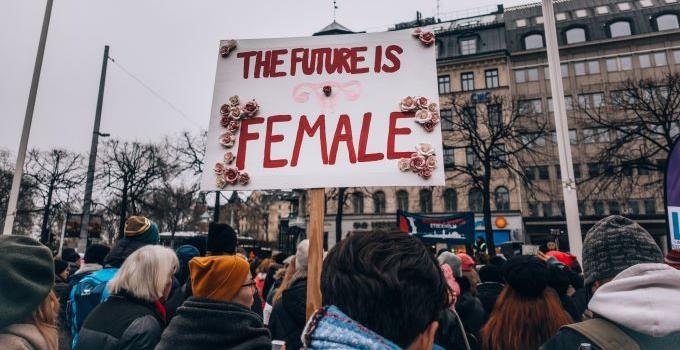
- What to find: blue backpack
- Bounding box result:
[68,267,118,348]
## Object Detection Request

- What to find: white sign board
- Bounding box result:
[521,244,540,256]
[201,30,445,190]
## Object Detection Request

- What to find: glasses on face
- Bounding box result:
[241,281,256,289]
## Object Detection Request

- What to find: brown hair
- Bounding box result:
[256,258,272,274]
[26,291,59,350]
[480,286,572,350]
[273,258,296,303]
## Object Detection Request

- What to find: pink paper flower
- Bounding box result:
[416,143,435,156]
[411,28,423,36]
[428,102,439,113]
[216,176,227,188]
[398,158,411,172]
[419,31,435,46]
[414,109,432,124]
[242,100,259,117]
[426,156,437,170]
[322,85,332,96]
[220,104,231,116]
[229,95,240,106]
[224,152,235,164]
[430,112,441,125]
[422,121,436,132]
[410,155,426,172]
[227,120,240,133]
[229,106,242,120]
[219,45,232,57]
[416,96,429,109]
[237,171,250,185]
[400,96,418,112]
[219,132,235,148]
[214,162,225,175]
[220,116,232,128]
[224,167,239,185]
[419,168,433,179]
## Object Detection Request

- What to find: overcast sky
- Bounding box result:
[1,0,530,155]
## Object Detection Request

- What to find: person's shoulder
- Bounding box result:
[540,327,597,350]
[0,324,49,350]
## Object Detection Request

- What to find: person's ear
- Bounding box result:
[406,321,439,350]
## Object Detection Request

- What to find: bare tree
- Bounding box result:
[0,149,36,236]
[143,182,198,246]
[170,130,207,176]
[447,94,547,255]
[98,140,170,238]
[577,73,680,194]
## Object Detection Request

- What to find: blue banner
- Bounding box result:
[666,138,680,249]
[397,210,475,244]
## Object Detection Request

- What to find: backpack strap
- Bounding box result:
[563,318,640,350]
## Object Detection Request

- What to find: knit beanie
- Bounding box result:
[190,255,250,302]
[295,239,309,272]
[582,215,663,285]
[54,259,69,276]
[502,255,548,299]
[479,264,504,283]
[207,223,237,255]
[0,236,55,329]
[437,251,463,278]
[456,253,476,272]
[61,247,80,264]
[124,216,160,245]
[665,249,680,270]
[84,243,111,265]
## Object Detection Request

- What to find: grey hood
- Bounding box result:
[588,263,680,337]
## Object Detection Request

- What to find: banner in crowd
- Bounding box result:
[201,30,444,190]
[64,213,102,238]
[397,210,475,244]
[666,139,680,250]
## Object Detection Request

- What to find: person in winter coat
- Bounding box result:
[546,264,580,322]
[303,232,448,349]
[173,245,200,287]
[68,244,111,286]
[481,256,572,350]
[76,245,178,350]
[456,270,486,336]
[0,236,60,350]
[156,255,271,350]
[476,264,504,322]
[541,215,680,350]
[269,240,309,350]
[61,248,81,277]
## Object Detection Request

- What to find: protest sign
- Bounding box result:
[201,30,444,190]
[397,210,475,244]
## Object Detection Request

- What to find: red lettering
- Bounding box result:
[291,115,328,166]
[263,115,291,168]
[387,112,413,159]
[382,45,402,73]
[350,47,369,74]
[357,113,384,162]
[270,49,288,77]
[328,115,357,165]
[254,51,272,78]
[236,117,265,170]
[236,51,257,79]
[338,48,352,73]
[374,45,383,73]
[290,48,306,76]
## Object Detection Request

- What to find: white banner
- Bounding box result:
[201,30,445,190]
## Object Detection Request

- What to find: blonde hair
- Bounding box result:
[109,245,178,302]
[27,291,59,350]
[273,257,296,303]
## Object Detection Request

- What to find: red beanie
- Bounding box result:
[665,249,680,270]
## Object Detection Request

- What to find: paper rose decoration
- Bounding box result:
[219,40,237,58]
[400,96,418,112]
[411,28,435,46]
[399,96,439,132]
[397,143,438,180]
[242,100,260,117]
[219,132,236,148]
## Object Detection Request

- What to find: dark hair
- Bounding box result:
[502,255,548,299]
[84,244,111,265]
[488,255,507,268]
[54,259,69,276]
[321,232,449,348]
[61,248,79,264]
[207,223,237,255]
[479,264,504,284]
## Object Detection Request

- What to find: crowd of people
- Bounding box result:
[1,214,680,350]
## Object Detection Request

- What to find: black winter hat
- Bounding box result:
[502,255,548,299]
[583,215,663,285]
[54,259,69,276]
[84,243,111,265]
[0,236,55,329]
[61,247,80,263]
[207,223,237,255]
[479,264,504,284]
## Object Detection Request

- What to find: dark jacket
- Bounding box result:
[570,287,589,322]
[475,282,503,321]
[156,298,270,350]
[540,324,680,350]
[455,292,485,335]
[76,292,164,350]
[164,281,192,321]
[269,276,307,350]
[103,239,148,268]
[435,309,480,350]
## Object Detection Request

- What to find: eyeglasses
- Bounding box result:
[241,281,256,289]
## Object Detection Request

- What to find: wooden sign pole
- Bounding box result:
[306,188,325,319]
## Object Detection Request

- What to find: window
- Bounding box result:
[461,72,474,91]
[566,27,587,45]
[527,68,539,81]
[596,6,610,14]
[569,129,578,144]
[444,148,455,169]
[574,62,586,76]
[536,16,544,24]
[352,192,364,214]
[583,127,609,143]
[516,19,528,27]
[444,189,457,212]
[538,166,550,180]
[609,201,621,214]
[657,14,680,31]
[587,60,600,74]
[438,75,451,94]
[556,12,569,21]
[627,200,640,215]
[485,69,500,88]
[639,0,654,6]
[373,191,386,214]
[573,163,581,178]
[555,164,562,179]
[543,203,554,217]
[675,50,680,64]
[562,63,569,76]
[468,188,483,212]
[441,109,453,131]
[609,21,632,38]
[644,199,656,214]
[495,187,510,211]
[593,93,604,107]
[524,34,544,50]
[617,2,632,11]
[460,38,477,55]
[466,147,480,169]
[419,189,432,213]
[666,0,678,3]
[528,202,540,216]
[588,163,600,177]
[463,107,477,127]
[488,104,502,128]
[637,160,651,175]
[396,190,409,211]
[620,56,633,70]
[578,93,604,109]
[594,201,606,216]
[574,9,588,18]
[520,99,543,113]
[515,70,526,83]
[639,54,652,68]
[654,52,667,66]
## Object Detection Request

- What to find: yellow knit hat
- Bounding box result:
[189,255,250,302]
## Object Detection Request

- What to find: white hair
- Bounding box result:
[109,245,178,302]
